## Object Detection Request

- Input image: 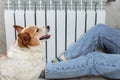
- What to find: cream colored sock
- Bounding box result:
[60,54,67,61]
[51,54,67,63]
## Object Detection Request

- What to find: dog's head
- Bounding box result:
[14,25,50,48]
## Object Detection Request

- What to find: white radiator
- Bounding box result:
[4,0,106,62]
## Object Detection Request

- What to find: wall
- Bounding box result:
[106,0,120,29]
[0,0,6,54]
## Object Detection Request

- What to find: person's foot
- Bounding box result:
[60,54,67,61]
[39,54,67,79]
[51,54,66,63]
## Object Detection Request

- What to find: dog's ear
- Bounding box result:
[18,32,31,48]
[14,25,23,33]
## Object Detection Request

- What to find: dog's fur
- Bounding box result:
[0,25,50,80]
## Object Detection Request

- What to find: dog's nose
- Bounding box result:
[46,25,50,31]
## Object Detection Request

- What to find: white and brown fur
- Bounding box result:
[0,25,50,80]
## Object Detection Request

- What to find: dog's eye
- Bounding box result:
[36,28,39,32]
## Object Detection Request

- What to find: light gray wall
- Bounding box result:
[0,0,119,54]
[0,0,6,54]
[106,0,120,29]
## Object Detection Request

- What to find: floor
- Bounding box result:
[39,76,108,80]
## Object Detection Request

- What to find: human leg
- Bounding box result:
[46,52,120,79]
[63,24,120,60]
[41,24,120,79]
[52,24,120,62]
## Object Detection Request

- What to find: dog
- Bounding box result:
[0,25,50,80]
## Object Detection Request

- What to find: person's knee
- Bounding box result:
[86,52,105,62]
[86,52,109,76]
[93,24,111,36]
[85,52,96,66]
[87,24,106,34]
[95,23,106,27]
[95,24,108,30]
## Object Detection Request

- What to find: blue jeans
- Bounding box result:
[45,24,120,79]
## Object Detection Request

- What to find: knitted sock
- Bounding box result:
[51,54,66,63]
[51,57,63,63]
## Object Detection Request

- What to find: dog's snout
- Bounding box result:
[46,25,50,31]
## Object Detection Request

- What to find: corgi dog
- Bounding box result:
[0,25,50,80]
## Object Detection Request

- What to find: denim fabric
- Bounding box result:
[46,24,120,79]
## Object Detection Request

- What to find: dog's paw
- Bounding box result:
[39,70,45,79]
